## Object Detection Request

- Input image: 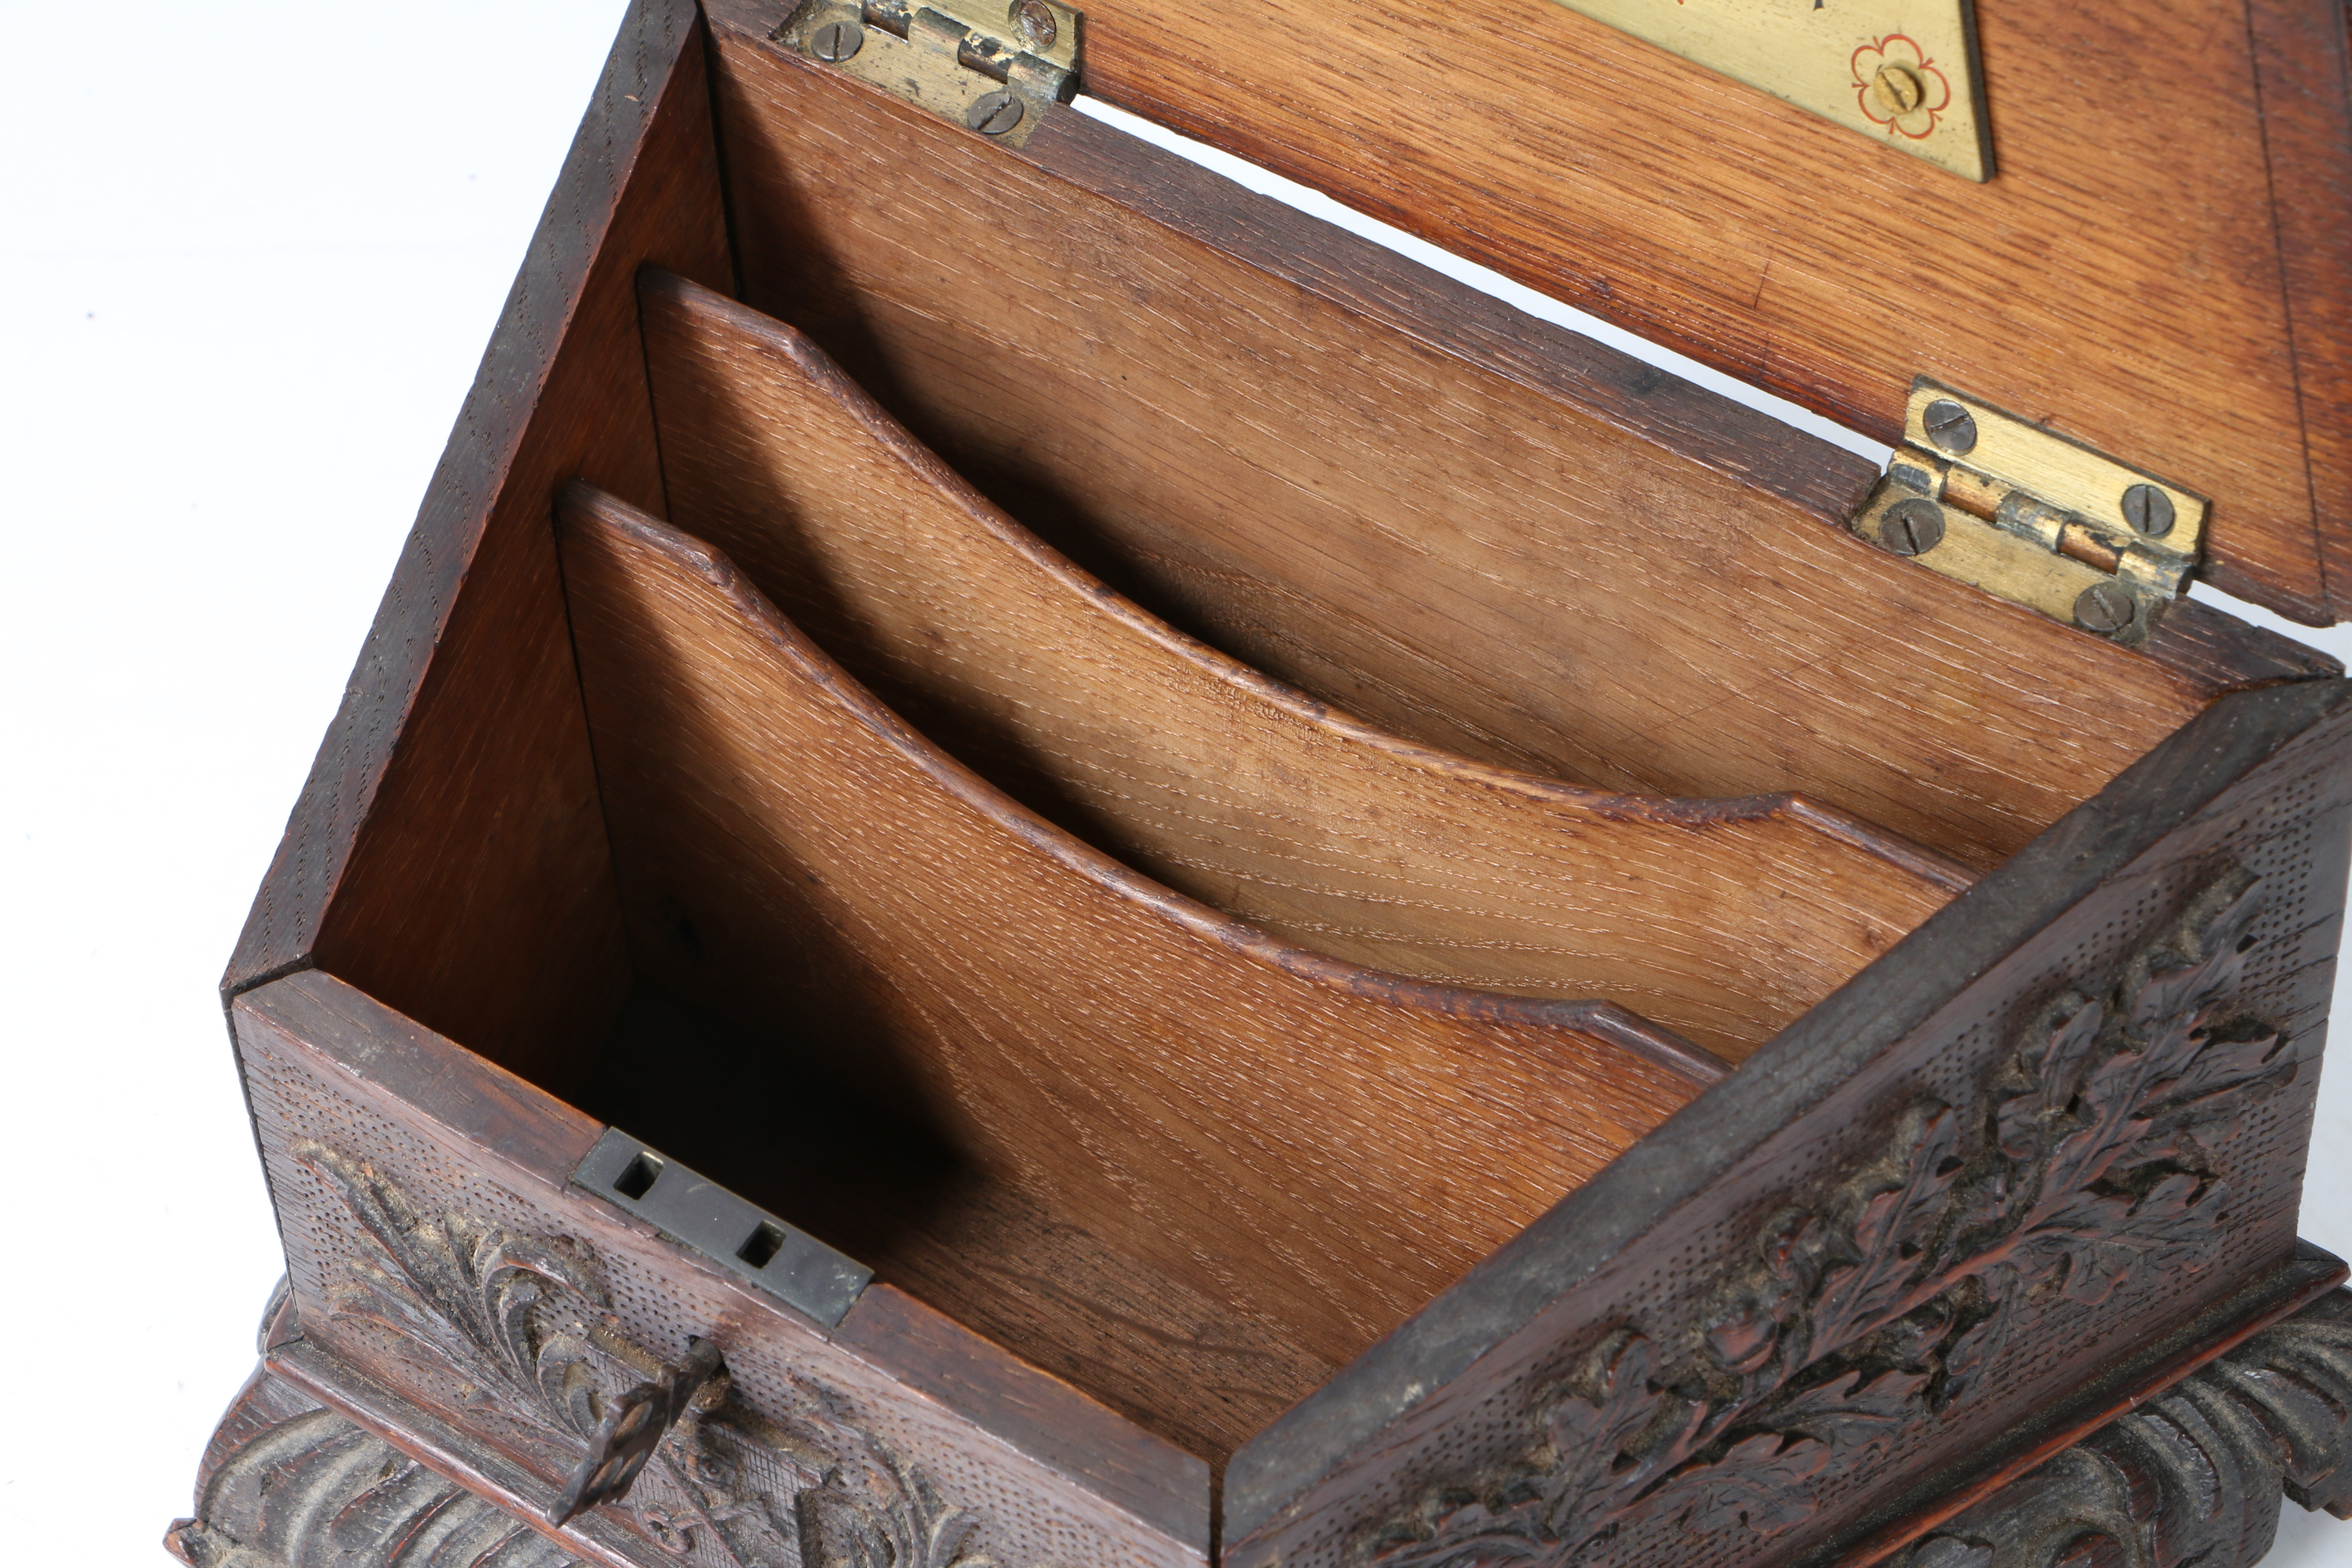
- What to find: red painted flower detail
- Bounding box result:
[1851,34,1952,141]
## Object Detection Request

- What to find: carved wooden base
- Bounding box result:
[1894,1290,2352,1568]
[165,1369,580,1568]
[169,1285,2352,1568]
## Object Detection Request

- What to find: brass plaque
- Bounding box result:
[1551,0,1991,181]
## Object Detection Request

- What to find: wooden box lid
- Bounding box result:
[1075,0,2352,625]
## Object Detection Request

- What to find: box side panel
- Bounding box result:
[227,0,732,1095]
[1228,680,2352,1568]
[232,971,1210,1568]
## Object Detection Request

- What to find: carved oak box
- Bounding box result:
[173,3,2352,1568]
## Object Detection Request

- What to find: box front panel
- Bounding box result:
[234,976,1207,1568]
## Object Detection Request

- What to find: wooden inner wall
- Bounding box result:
[556,484,1706,1461]
[637,269,1965,1063]
[812,0,2352,620]
[585,989,1342,1462]
[295,15,734,1094]
[698,22,2322,879]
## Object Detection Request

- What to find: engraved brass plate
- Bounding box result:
[1550,0,1991,181]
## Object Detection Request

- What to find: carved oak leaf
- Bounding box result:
[1705,1211,1827,1391]
[1936,1264,2019,1409]
[2122,880,2293,1135]
[1538,1334,1707,1546]
[2031,1171,2230,1308]
[1968,879,2290,1316]
[295,1143,1013,1568]
[806,1433,1000,1568]
[1996,1001,2106,1162]
[1645,1431,1828,1538]
[1376,1495,1552,1567]
[1368,1335,1698,1567]
[2047,1053,2168,1200]
[2130,877,2264,1032]
[1768,1366,1932,1464]
[1803,1103,1962,1364]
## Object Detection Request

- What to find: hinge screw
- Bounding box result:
[2120,483,2176,539]
[1013,0,1059,50]
[811,18,865,60]
[1921,399,1978,456]
[2073,582,2136,634]
[968,89,1025,135]
[1880,497,1947,557]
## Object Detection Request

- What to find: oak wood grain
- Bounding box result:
[699,26,2320,876]
[553,481,1706,1403]
[637,269,1962,1063]
[1049,0,2346,619]
[227,0,732,1095]
[2248,0,2352,616]
[581,986,1342,1463]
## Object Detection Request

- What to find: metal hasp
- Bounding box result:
[778,0,1082,147]
[1549,0,1990,181]
[1851,380,2211,648]
[548,1338,725,1526]
[570,1127,875,1327]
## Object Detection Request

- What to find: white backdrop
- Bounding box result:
[0,3,2342,1562]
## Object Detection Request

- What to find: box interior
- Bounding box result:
[555,475,1708,1465]
[292,25,2336,1470]
[630,264,1973,1066]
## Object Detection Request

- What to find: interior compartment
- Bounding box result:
[635,266,1967,1064]
[290,10,2342,1479]
[704,21,2323,879]
[560,481,1709,1458]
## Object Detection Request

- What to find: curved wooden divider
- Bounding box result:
[635,269,1968,1063]
[554,480,1709,1389]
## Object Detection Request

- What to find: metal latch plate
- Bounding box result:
[572,1127,873,1329]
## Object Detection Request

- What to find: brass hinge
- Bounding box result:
[777,0,1081,147]
[1850,380,2209,647]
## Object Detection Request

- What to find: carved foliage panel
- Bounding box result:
[234,1002,1198,1568]
[1363,867,2312,1568]
[1237,707,2352,1568]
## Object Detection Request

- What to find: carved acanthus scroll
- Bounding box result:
[292,1140,1005,1568]
[1374,869,2304,1567]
